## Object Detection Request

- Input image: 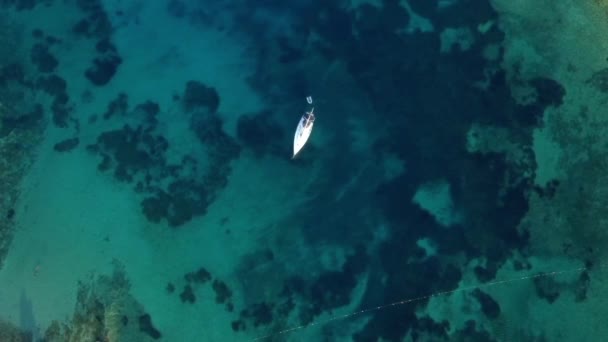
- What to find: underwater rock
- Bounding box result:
[95,125,161,182]
[0,63,25,85]
[179,284,196,303]
[72,19,92,36]
[53,137,79,152]
[184,267,211,284]
[240,302,273,328]
[189,112,240,205]
[72,0,112,38]
[574,270,590,302]
[212,279,232,304]
[31,28,43,39]
[138,314,162,340]
[135,101,161,126]
[452,153,530,263]
[472,289,501,319]
[530,77,566,108]
[94,121,209,227]
[474,264,498,283]
[141,191,171,224]
[41,262,135,341]
[512,259,532,271]
[231,319,246,332]
[0,320,31,341]
[30,43,58,73]
[511,78,565,127]
[165,192,197,226]
[353,253,459,341]
[1,102,44,132]
[514,102,545,127]
[534,179,560,199]
[236,110,285,157]
[103,92,128,119]
[135,101,160,116]
[193,115,241,160]
[533,276,561,303]
[45,35,61,46]
[310,270,356,313]
[51,92,71,127]
[274,296,294,318]
[37,74,67,97]
[6,208,15,220]
[183,80,220,113]
[97,153,112,172]
[442,264,463,288]
[85,54,122,86]
[167,180,209,226]
[95,37,117,54]
[277,245,371,328]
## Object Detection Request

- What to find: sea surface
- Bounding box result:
[1,0,608,341]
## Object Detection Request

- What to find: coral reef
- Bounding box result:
[30,43,58,73]
[42,261,157,342]
[0,319,31,342]
[492,0,608,266]
[0,64,45,270]
[472,289,501,319]
[179,284,196,304]
[0,65,45,133]
[138,314,161,340]
[182,80,220,113]
[53,137,79,152]
[184,267,211,284]
[86,80,240,227]
[85,53,122,86]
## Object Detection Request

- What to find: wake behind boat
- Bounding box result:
[293,96,315,158]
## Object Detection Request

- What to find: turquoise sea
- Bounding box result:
[1,0,608,341]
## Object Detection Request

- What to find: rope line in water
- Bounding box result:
[251,263,602,341]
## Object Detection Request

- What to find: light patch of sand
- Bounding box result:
[0,142,143,332]
[440,27,475,53]
[412,179,461,227]
[488,2,608,339]
[532,124,563,186]
[100,0,264,138]
[0,2,302,341]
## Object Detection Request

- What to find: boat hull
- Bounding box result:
[293,116,313,157]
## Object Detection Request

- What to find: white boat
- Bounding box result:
[293,98,315,158]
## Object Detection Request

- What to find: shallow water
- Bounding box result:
[1,0,608,341]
